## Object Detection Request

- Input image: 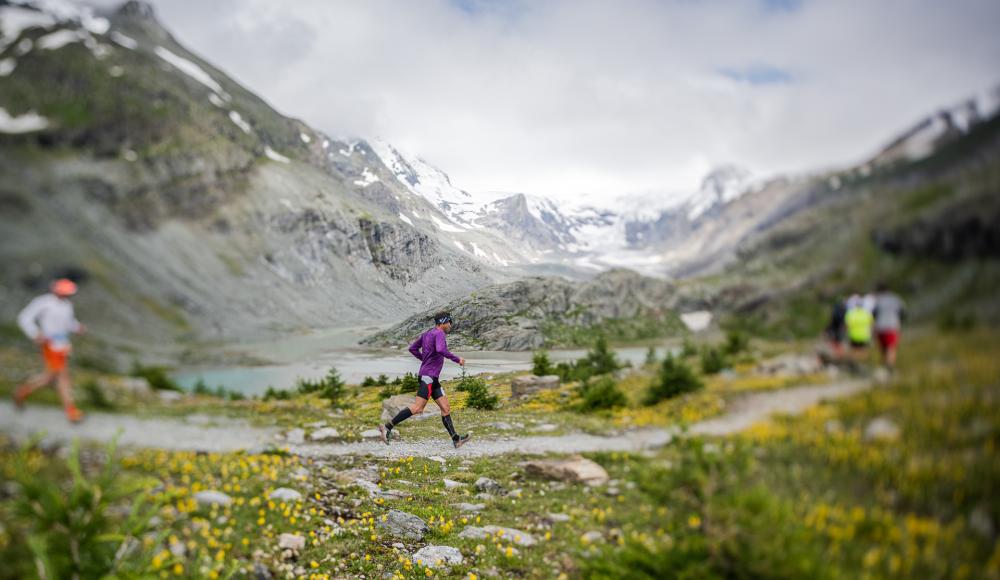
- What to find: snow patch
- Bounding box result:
[453,240,467,252]
[680,311,712,332]
[299,132,311,144]
[154,46,229,98]
[109,31,137,49]
[398,213,414,226]
[15,38,32,55]
[430,214,466,233]
[208,93,226,108]
[228,111,251,134]
[0,7,55,45]
[322,139,330,150]
[264,147,290,163]
[353,167,379,187]
[0,58,15,76]
[0,107,48,133]
[37,28,81,50]
[491,251,509,266]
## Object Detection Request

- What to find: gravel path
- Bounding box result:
[0,379,868,457]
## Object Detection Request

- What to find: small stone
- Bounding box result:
[309,427,341,442]
[970,506,995,539]
[458,525,537,546]
[443,479,466,489]
[427,455,447,464]
[546,513,571,523]
[509,488,523,498]
[285,428,306,444]
[305,421,327,428]
[863,417,901,442]
[475,493,495,500]
[453,502,486,512]
[269,488,303,502]
[411,545,463,569]
[582,530,603,543]
[533,423,558,432]
[392,542,405,550]
[360,429,382,439]
[520,455,609,485]
[475,477,506,495]
[378,509,430,541]
[253,562,274,580]
[169,540,186,557]
[278,533,305,551]
[193,490,232,507]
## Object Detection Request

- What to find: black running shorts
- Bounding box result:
[417,375,445,400]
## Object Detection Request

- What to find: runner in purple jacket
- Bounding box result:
[379,312,470,448]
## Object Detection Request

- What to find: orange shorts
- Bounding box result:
[42,342,69,372]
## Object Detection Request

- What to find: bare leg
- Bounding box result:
[55,369,75,410]
[434,395,452,416]
[15,371,56,404]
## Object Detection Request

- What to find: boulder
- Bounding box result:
[443,479,466,489]
[458,525,537,546]
[510,375,560,398]
[453,502,486,512]
[412,545,463,569]
[520,455,609,485]
[381,394,441,423]
[278,533,305,551]
[378,509,430,541]
[285,428,306,445]
[268,488,302,502]
[309,427,341,442]
[193,490,232,507]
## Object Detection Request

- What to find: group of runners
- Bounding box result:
[825,282,905,369]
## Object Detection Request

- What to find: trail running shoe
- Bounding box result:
[65,406,84,423]
[378,424,390,445]
[453,434,470,449]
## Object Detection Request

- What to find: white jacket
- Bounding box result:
[17,293,81,351]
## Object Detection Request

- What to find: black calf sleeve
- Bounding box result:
[386,408,413,431]
[442,414,459,441]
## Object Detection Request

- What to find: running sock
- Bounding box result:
[386,408,413,432]
[442,414,459,442]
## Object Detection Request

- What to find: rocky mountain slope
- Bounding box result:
[0,0,532,358]
[362,269,699,351]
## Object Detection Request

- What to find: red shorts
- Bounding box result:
[877,330,899,351]
[42,342,69,372]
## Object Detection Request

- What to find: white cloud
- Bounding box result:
[120,0,1000,201]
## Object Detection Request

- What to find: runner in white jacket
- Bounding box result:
[14,279,86,422]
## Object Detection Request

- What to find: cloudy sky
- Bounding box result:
[117,0,1000,201]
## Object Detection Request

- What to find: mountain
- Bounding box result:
[0,0,532,360]
[361,269,695,351]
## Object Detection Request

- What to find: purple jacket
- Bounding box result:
[409,327,461,378]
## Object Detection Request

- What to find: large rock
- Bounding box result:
[458,525,537,546]
[475,477,506,495]
[193,490,233,507]
[378,509,430,540]
[309,427,341,442]
[511,375,560,398]
[381,394,441,423]
[520,455,609,485]
[268,488,303,502]
[412,545,463,569]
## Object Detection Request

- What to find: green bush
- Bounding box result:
[532,350,554,376]
[376,374,390,386]
[644,355,703,405]
[680,338,698,358]
[4,438,163,579]
[192,378,212,396]
[129,362,180,391]
[700,346,728,375]
[262,386,291,401]
[644,346,658,367]
[361,375,378,387]
[584,335,621,376]
[462,377,499,410]
[81,379,115,410]
[226,390,245,401]
[398,372,419,394]
[724,330,750,355]
[576,376,628,413]
[319,368,346,407]
[378,383,397,400]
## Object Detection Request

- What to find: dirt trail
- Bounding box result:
[0,380,868,458]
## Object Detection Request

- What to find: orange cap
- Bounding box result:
[51,278,78,297]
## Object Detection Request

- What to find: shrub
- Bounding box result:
[5,438,162,579]
[319,368,347,407]
[192,378,212,396]
[532,350,554,376]
[700,346,728,375]
[81,379,115,410]
[724,330,750,355]
[645,355,703,405]
[262,386,291,401]
[378,383,397,400]
[680,338,698,358]
[361,375,378,387]
[129,362,180,391]
[576,376,628,413]
[584,334,621,376]
[463,377,499,410]
[296,375,324,394]
[376,374,390,386]
[644,346,658,367]
[398,372,419,394]
[226,390,245,401]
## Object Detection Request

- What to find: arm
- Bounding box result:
[17,297,44,342]
[435,331,463,365]
[408,336,423,360]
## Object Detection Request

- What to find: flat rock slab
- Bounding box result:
[511,375,560,398]
[412,545,463,569]
[458,525,537,546]
[378,509,430,541]
[520,455,609,485]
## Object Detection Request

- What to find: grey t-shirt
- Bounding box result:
[874,292,905,331]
